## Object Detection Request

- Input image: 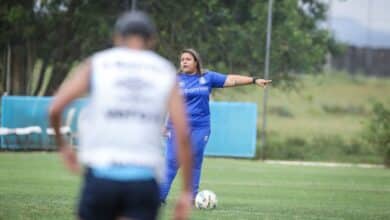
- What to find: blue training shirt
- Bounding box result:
[168,71,227,128]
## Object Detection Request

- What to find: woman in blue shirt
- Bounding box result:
[160,48,271,203]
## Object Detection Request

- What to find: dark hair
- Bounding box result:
[114,10,156,39]
[180,48,204,75]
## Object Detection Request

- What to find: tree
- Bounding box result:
[0,0,120,95]
[0,0,335,95]
[0,0,36,95]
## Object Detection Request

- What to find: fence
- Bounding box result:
[331,46,390,76]
[0,96,257,158]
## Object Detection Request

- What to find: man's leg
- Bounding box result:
[122,179,160,220]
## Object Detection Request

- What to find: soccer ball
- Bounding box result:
[194,190,217,209]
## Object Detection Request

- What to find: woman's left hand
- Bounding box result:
[255,79,272,88]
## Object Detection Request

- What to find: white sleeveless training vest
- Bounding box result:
[78,47,176,181]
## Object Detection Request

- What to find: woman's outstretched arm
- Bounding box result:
[223,74,271,88]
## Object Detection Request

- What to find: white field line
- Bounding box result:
[201,181,390,192]
[264,160,384,169]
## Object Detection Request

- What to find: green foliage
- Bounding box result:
[321,104,367,115]
[0,1,120,95]
[268,105,294,118]
[0,1,35,45]
[262,134,380,164]
[0,0,335,95]
[148,0,334,76]
[364,102,390,167]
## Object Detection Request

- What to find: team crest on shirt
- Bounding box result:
[199,77,207,85]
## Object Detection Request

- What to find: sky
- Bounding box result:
[327,0,390,48]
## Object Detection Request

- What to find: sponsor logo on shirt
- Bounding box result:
[199,77,207,85]
[116,77,152,90]
[182,87,209,94]
[106,109,162,122]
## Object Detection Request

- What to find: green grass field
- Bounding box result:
[215,73,390,140]
[1,152,389,220]
[214,72,390,164]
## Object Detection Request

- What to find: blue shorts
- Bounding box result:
[78,168,160,220]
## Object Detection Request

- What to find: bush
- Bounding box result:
[268,105,294,118]
[260,133,380,164]
[364,102,390,167]
[321,104,367,115]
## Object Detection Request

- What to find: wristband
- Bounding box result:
[252,77,258,84]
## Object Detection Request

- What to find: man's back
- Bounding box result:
[79,47,176,179]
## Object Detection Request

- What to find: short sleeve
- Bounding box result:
[208,71,227,88]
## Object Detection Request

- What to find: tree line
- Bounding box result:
[0,0,337,96]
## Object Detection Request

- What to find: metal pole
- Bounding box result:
[261,0,274,160]
[325,0,333,71]
[365,0,372,75]
[131,0,137,11]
